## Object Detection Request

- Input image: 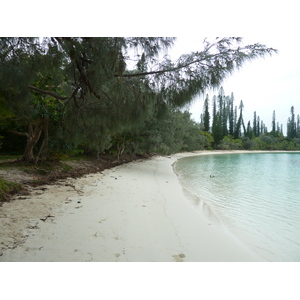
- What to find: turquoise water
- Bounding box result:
[175,152,300,261]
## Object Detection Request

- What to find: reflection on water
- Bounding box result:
[175,152,300,261]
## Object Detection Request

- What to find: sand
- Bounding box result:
[0,151,265,262]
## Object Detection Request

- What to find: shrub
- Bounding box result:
[0,177,23,202]
[219,136,242,150]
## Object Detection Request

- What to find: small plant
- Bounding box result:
[0,177,23,202]
[61,163,73,172]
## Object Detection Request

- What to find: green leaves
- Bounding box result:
[0,37,279,159]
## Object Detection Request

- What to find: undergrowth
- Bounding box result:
[0,177,23,203]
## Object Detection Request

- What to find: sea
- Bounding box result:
[174,152,300,261]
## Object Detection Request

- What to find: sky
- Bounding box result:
[171,36,300,135]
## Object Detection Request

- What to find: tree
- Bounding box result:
[203,94,210,132]
[257,116,260,137]
[276,122,281,135]
[253,111,257,137]
[212,95,223,145]
[228,92,235,136]
[222,96,229,137]
[297,115,300,138]
[135,108,206,154]
[234,100,246,139]
[212,112,223,145]
[272,110,276,133]
[246,120,253,138]
[0,37,277,161]
[0,39,66,162]
[287,106,296,138]
[217,87,224,134]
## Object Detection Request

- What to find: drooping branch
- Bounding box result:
[114,41,277,79]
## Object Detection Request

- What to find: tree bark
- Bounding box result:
[22,123,43,162]
[34,119,49,164]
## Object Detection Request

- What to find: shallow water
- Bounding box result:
[175,152,300,261]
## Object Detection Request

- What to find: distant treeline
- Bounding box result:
[199,87,300,150]
[2,96,300,158]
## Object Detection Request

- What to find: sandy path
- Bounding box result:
[0,152,264,261]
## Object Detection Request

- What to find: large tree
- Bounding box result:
[0,37,277,162]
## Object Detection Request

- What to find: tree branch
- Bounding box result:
[28,85,69,101]
[7,130,29,138]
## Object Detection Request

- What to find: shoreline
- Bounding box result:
[0,150,282,261]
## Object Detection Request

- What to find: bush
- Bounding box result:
[200,131,214,149]
[0,177,23,202]
[242,137,259,150]
[219,136,242,150]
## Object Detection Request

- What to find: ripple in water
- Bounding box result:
[175,152,300,261]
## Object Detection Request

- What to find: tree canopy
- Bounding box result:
[0,37,277,162]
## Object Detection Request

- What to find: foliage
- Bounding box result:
[219,135,243,150]
[241,137,259,150]
[0,37,277,160]
[0,177,23,202]
[198,86,300,152]
[199,131,214,149]
[133,109,206,155]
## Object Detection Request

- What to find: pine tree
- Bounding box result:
[222,96,229,137]
[246,121,253,137]
[253,111,257,137]
[234,100,245,139]
[262,120,267,135]
[203,94,210,132]
[217,87,224,133]
[234,105,238,135]
[287,106,296,138]
[228,92,235,136]
[212,95,223,145]
[297,114,300,138]
[276,122,280,134]
[272,110,276,132]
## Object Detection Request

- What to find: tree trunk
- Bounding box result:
[9,123,44,163]
[116,144,125,163]
[34,119,49,164]
[22,123,43,162]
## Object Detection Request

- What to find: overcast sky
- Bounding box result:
[171,36,300,135]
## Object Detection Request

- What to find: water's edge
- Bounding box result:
[172,156,268,261]
[173,151,300,261]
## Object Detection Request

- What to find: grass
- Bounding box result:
[0,154,22,161]
[0,177,23,202]
[61,154,93,162]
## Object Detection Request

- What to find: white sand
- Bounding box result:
[0,151,265,262]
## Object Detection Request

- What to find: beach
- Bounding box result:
[0,151,264,262]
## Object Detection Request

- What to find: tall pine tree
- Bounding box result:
[203,94,210,132]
